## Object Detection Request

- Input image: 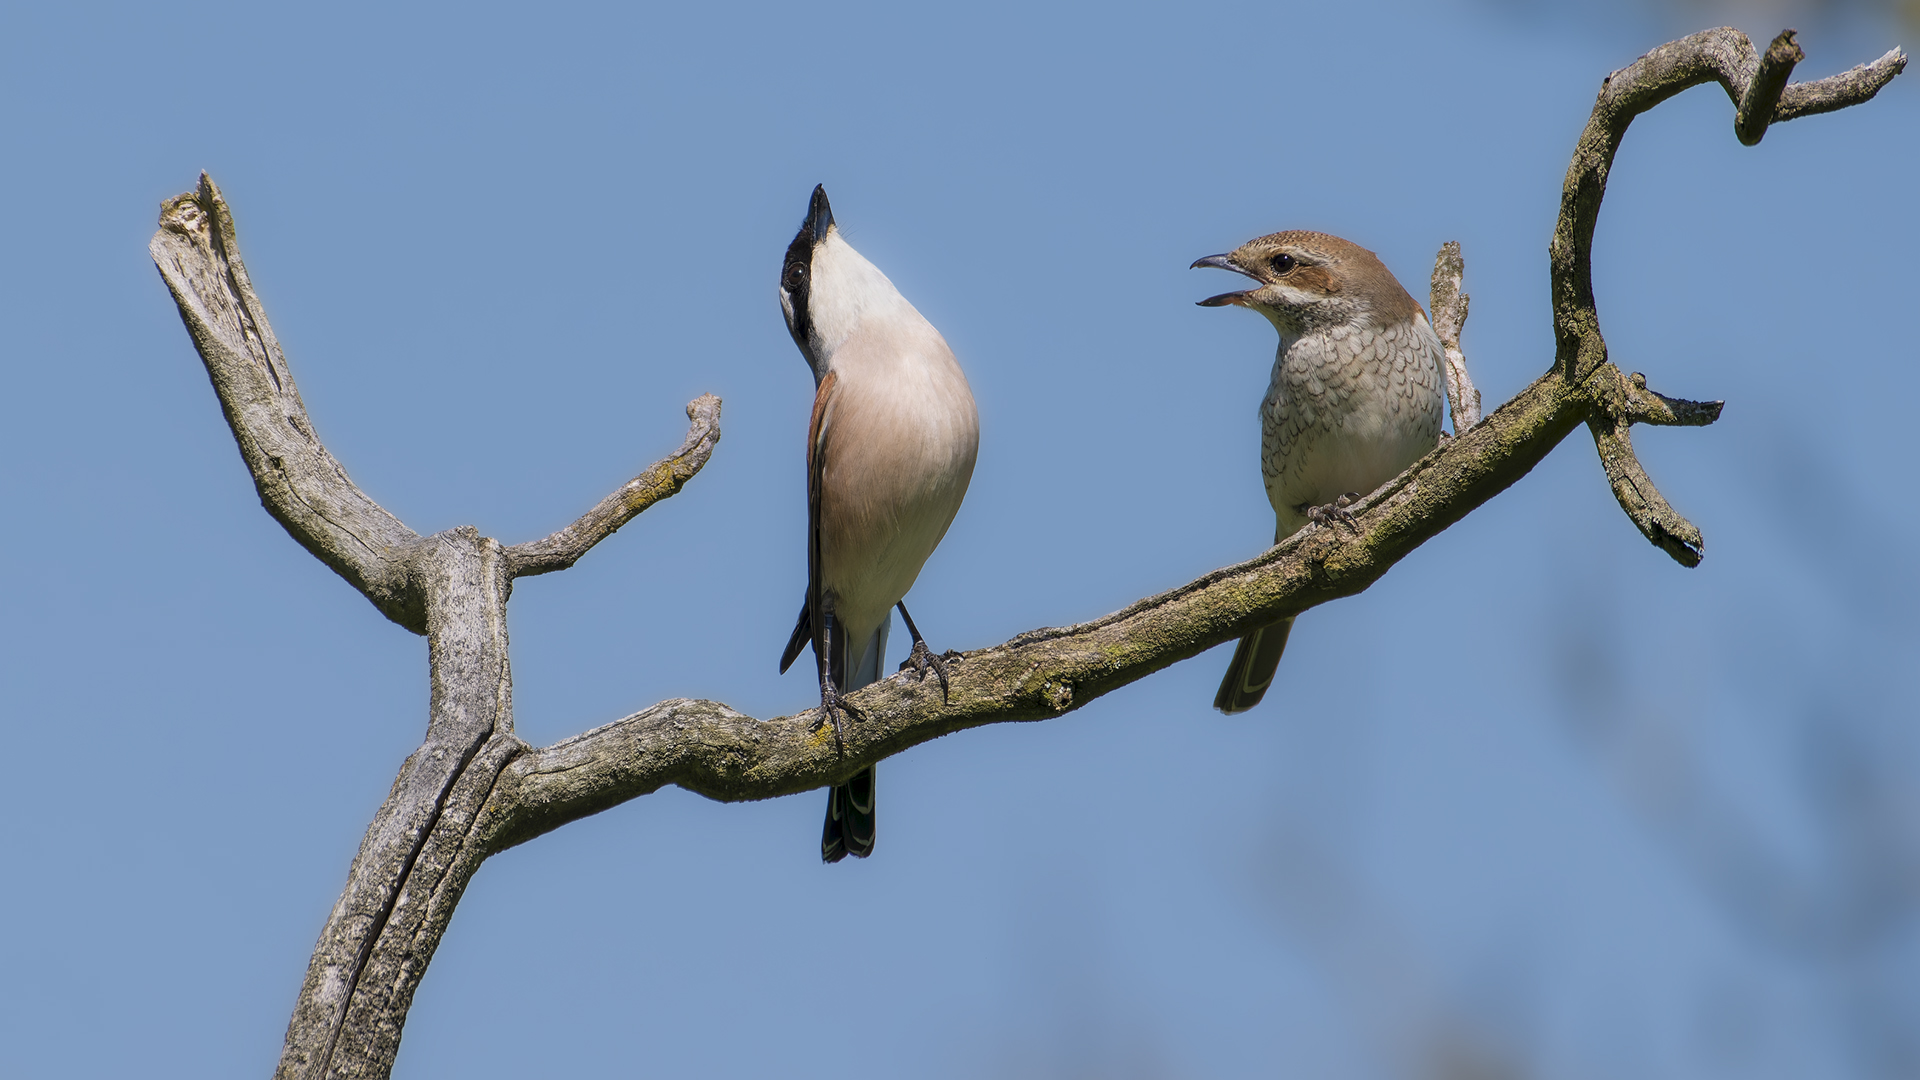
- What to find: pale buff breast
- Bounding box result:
[1261,312,1445,535]
[817,316,979,643]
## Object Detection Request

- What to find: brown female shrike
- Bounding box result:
[1193,231,1447,713]
[777,186,979,862]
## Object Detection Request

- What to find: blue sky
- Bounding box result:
[2,2,1916,1077]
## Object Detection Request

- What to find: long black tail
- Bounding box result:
[808,610,888,862]
[821,766,876,862]
[1213,616,1294,713]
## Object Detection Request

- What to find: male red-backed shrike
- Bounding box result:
[1193,231,1447,713]
[777,185,979,862]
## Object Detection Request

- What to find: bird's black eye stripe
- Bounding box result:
[1270,254,1297,274]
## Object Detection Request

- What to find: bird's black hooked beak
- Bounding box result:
[807,184,835,244]
[1191,253,1260,307]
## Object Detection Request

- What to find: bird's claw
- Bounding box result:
[813,679,863,752]
[1306,492,1361,532]
[899,640,953,703]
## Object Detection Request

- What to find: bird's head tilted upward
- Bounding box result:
[778,184,911,379]
[778,184,834,369]
[1191,230,1421,337]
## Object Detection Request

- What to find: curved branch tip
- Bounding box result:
[1735,29,1804,145]
[505,394,723,577]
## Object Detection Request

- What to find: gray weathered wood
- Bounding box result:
[151,177,426,630]
[1545,27,1899,565]
[147,28,1902,1079]
[150,176,722,1080]
[1429,240,1481,435]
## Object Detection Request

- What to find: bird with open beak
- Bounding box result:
[1193,230,1447,713]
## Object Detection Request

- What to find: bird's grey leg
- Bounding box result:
[1305,492,1362,532]
[894,601,952,703]
[815,603,860,749]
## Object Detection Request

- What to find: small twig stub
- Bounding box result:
[1429,240,1482,434]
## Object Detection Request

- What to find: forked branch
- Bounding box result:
[1551,28,1903,384]
[149,174,722,1080]
[150,174,722,627]
[1548,27,1901,564]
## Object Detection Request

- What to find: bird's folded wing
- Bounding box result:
[804,370,838,682]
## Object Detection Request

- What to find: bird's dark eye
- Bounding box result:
[1270,254,1297,274]
[784,263,806,288]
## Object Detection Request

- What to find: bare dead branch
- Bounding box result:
[1623,371,1724,428]
[480,20,1899,896]
[1549,28,1899,564]
[505,394,722,577]
[147,176,729,1080]
[320,730,524,1073]
[151,174,427,630]
[1583,368,1725,567]
[1588,413,1706,567]
[277,527,516,1079]
[147,27,1902,1080]
[1736,30,1806,145]
[478,370,1593,852]
[1776,47,1908,122]
[1428,240,1482,434]
[1551,28,1905,384]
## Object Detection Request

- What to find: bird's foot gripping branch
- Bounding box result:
[149,26,1900,1080]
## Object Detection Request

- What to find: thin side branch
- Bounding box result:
[506,394,722,577]
[1429,240,1482,433]
[1623,371,1724,428]
[1584,367,1725,566]
[1587,413,1706,567]
[151,174,427,630]
[1776,47,1908,121]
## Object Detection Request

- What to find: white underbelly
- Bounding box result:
[823,489,963,643]
[817,394,978,642]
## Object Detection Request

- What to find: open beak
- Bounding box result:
[1191,253,1260,307]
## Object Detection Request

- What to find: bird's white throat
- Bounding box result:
[807,230,919,364]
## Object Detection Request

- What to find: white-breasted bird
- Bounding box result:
[776,185,979,862]
[1193,230,1447,713]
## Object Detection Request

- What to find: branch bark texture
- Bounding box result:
[149,28,1901,1079]
[1429,239,1482,434]
[152,183,427,629]
[151,176,721,1079]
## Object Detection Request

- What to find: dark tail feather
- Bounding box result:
[817,619,885,862]
[1213,616,1294,713]
[778,598,811,674]
[820,766,876,862]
